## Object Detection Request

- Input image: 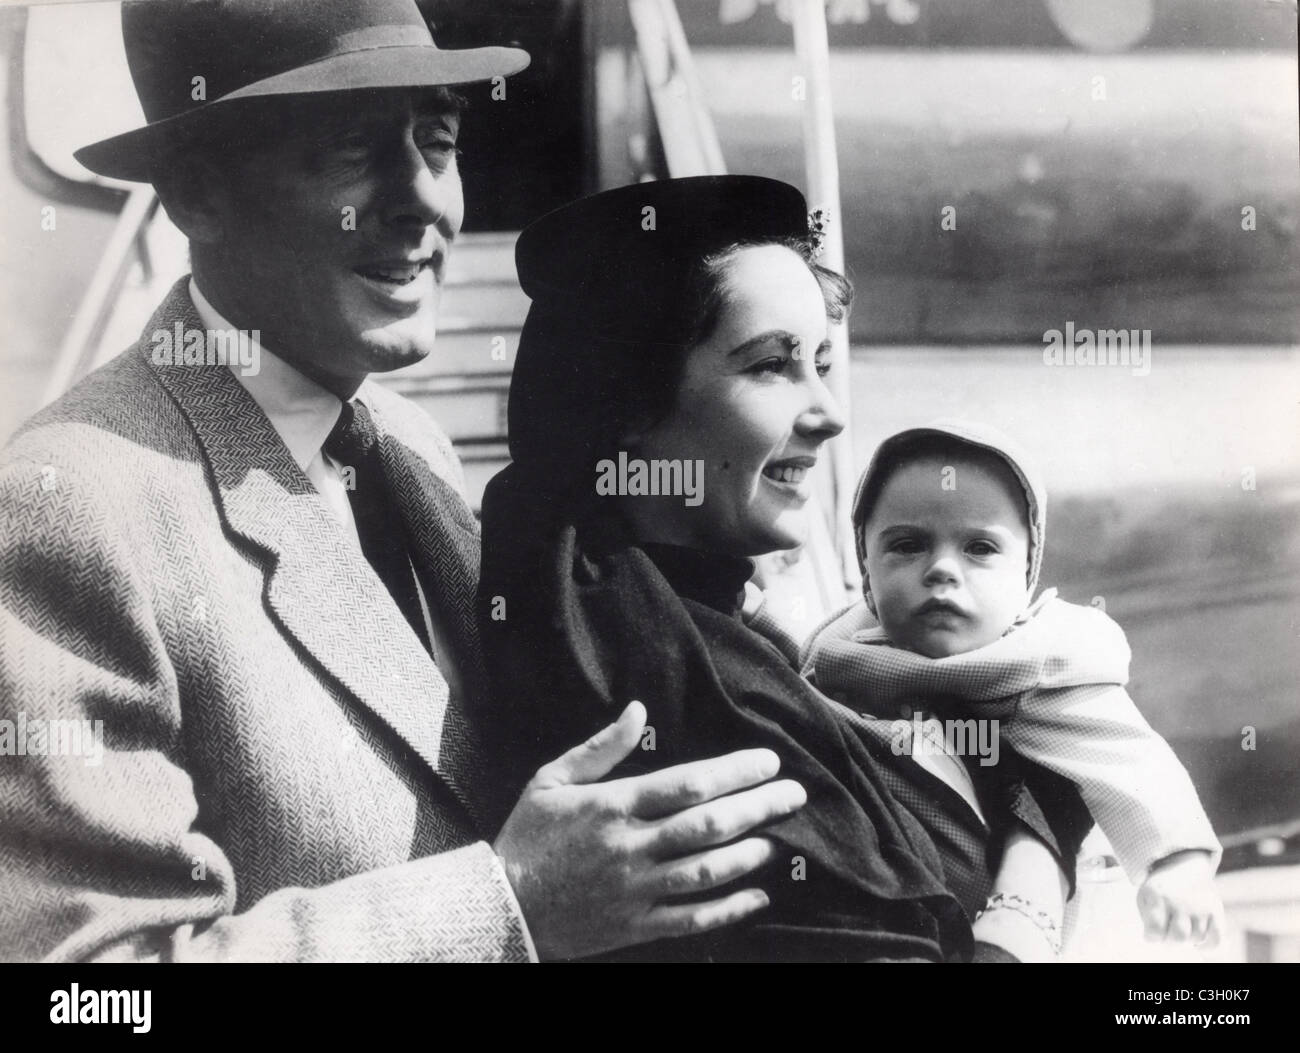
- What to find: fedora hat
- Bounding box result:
[74,0,530,182]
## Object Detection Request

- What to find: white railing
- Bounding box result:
[41,185,159,407]
[627,0,727,177]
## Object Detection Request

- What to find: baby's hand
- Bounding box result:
[1136,851,1224,948]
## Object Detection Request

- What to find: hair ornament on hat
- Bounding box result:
[807,207,830,260]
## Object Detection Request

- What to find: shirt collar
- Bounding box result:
[190,276,360,472]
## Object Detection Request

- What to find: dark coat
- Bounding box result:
[478,466,983,962]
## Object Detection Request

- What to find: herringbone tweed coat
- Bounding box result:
[0,279,531,962]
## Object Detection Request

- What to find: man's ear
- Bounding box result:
[153,157,231,246]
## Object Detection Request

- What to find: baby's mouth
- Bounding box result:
[915,598,969,619]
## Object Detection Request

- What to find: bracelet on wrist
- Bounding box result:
[974,892,1062,957]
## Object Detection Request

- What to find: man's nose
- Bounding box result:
[380,137,461,240]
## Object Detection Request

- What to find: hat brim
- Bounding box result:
[74,43,530,182]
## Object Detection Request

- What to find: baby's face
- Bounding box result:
[862,454,1031,659]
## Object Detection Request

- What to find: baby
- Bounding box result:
[805,419,1224,955]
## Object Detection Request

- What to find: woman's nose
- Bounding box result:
[795,373,847,443]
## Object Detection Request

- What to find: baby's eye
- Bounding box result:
[888,538,923,555]
[967,540,999,556]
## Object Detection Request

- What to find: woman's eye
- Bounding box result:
[815,359,832,378]
[749,357,790,376]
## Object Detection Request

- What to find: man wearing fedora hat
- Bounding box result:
[0,0,804,962]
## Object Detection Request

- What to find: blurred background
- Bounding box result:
[0,0,1296,960]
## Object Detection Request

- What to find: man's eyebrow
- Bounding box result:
[726,330,800,357]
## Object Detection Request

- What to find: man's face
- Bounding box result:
[862,453,1031,658]
[199,89,464,392]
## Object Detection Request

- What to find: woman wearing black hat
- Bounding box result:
[477,176,1084,962]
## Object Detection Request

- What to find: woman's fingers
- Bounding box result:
[651,837,779,898]
[647,779,807,858]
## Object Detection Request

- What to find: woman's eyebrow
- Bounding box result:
[727,330,799,357]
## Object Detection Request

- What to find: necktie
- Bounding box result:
[324,400,433,655]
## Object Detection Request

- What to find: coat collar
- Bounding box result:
[142,278,494,829]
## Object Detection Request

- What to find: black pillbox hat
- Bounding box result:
[514,175,811,344]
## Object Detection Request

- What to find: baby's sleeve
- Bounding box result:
[1004,681,1222,884]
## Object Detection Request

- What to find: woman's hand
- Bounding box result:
[493,701,808,960]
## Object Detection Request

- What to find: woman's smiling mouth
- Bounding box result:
[760,456,816,495]
[762,464,808,484]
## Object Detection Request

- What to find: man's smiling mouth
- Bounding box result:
[353,258,435,286]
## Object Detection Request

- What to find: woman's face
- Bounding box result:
[623,244,846,556]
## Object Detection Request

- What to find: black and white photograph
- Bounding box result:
[0,0,1296,993]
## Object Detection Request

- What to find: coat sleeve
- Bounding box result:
[0,450,533,963]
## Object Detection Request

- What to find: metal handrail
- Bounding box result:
[627,0,726,176]
[790,0,860,598]
[1220,818,1300,850]
[5,7,128,214]
[40,185,159,407]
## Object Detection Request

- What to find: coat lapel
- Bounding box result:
[370,402,504,829]
[142,280,484,821]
